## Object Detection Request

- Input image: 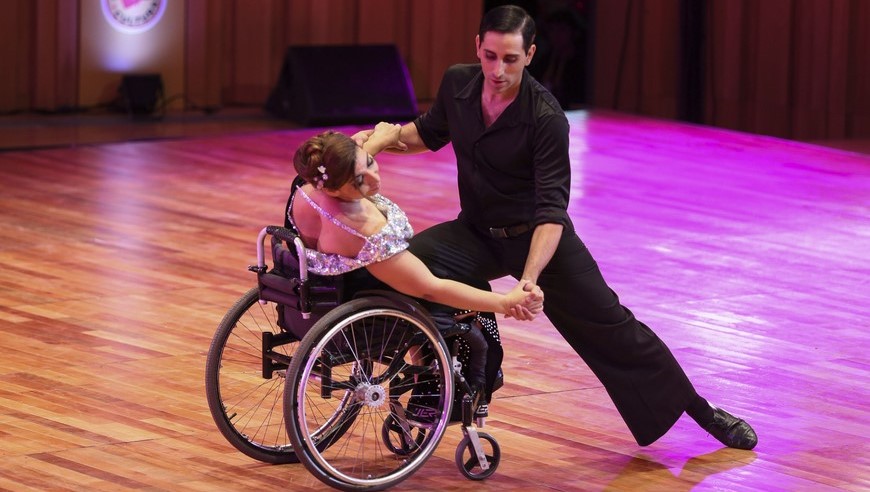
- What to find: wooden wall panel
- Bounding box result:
[55,0,80,109]
[310,0,358,44]
[1,0,482,115]
[407,0,481,105]
[407,2,438,103]
[847,0,870,136]
[790,0,850,140]
[285,0,314,45]
[1,0,76,112]
[225,1,278,104]
[594,0,870,140]
[0,1,33,112]
[616,0,641,112]
[32,5,56,110]
[751,0,792,137]
[638,0,679,119]
[705,0,747,131]
[591,0,629,109]
[32,0,60,110]
[357,0,410,46]
[185,0,224,109]
[591,0,680,118]
[825,0,849,138]
[212,0,481,108]
[4,0,867,141]
[790,0,826,139]
[357,0,415,99]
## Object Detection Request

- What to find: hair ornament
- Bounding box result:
[315,165,329,189]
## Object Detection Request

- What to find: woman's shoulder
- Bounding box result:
[288,184,323,239]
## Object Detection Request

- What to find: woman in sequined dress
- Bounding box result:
[284,123,543,417]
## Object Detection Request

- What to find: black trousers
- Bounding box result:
[408,218,697,445]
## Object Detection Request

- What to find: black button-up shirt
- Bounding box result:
[414,64,572,232]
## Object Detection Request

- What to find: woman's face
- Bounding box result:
[330,146,380,199]
[476,30,536,96]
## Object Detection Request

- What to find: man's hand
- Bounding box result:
[352,123,408,153]
[504,280,544,321]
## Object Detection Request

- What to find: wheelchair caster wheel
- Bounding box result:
[381,414,426,455]
[455,431,500,480]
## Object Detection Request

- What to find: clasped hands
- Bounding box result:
[506,280,544,321]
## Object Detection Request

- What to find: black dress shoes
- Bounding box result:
[706,406,758,450]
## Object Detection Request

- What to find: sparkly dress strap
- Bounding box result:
[296,188,367,239]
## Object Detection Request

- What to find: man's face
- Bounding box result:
[476,31,536,95]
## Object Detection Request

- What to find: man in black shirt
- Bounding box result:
[376,5,757,449]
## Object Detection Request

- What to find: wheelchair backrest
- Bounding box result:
[255,225,345,340]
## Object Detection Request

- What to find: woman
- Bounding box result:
[286,123,543,417]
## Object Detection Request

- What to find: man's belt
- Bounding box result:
[488,223,532,238]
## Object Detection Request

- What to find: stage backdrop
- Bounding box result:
[0,0,482,116]
[2,0,869,141]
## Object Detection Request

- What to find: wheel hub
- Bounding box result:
[355,383,387,408]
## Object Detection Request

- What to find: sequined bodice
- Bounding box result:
[288,188,413,276]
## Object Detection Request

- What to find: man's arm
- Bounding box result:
[521,223,563,284]
[522,112,571,285]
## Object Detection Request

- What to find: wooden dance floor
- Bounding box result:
[0,110,867,491]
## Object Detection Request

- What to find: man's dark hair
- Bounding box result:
[479,5,537,52]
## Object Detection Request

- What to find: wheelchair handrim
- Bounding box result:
[295,307,454,488]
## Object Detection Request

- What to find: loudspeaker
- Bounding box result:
[265,45,418,126]
[117,74,164,116]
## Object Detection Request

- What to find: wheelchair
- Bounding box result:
[205,225,501,490]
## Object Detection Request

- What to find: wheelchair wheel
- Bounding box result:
[204,287,299,463]
[455,431,500,480]
[285,295,454,491]
[381,414,426,456]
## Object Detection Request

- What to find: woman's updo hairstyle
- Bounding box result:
[293,131,357,191]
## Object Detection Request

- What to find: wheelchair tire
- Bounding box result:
[285,295,454,491]
[455,431,500,480]
[204,287,300,463]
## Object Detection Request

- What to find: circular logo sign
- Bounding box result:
[101,0,167,34]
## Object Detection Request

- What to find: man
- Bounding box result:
[374,5,757,449]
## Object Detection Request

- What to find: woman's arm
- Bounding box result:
[365,251,542,317]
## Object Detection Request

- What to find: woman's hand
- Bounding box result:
[504,280,544,321]
[350,129,374,147]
